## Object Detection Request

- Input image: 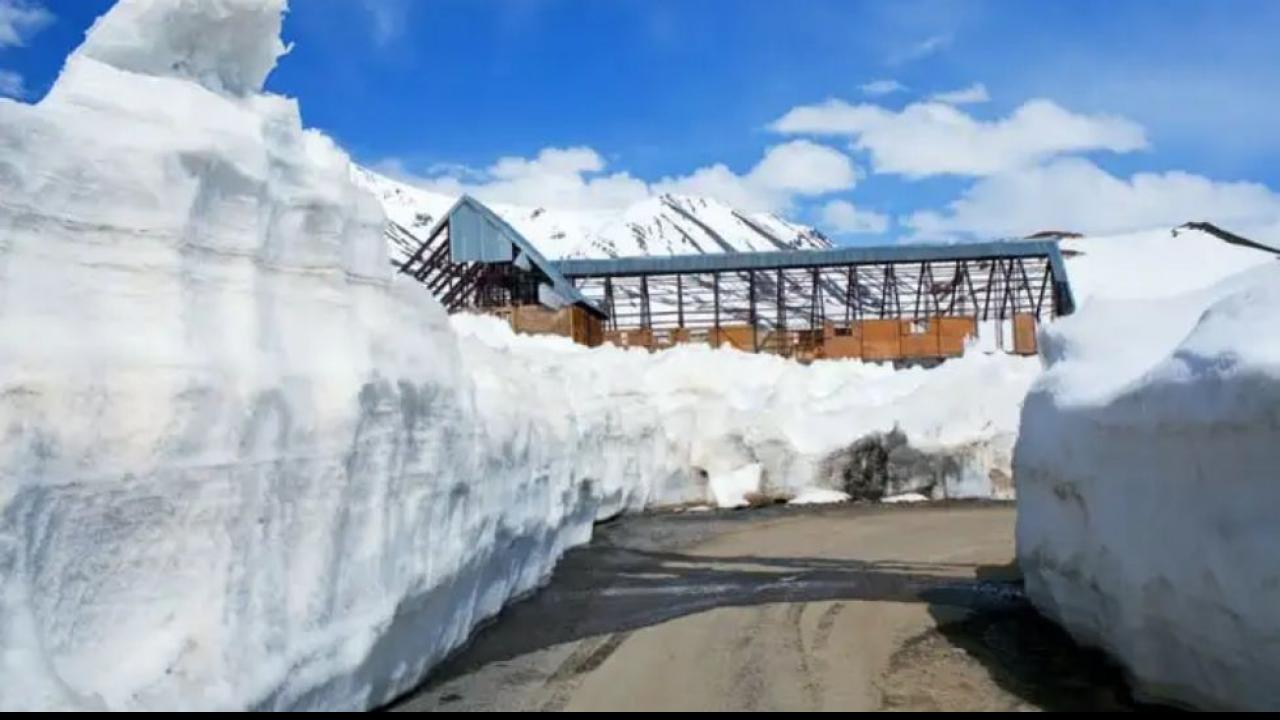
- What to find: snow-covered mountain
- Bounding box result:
[351,166,832,264]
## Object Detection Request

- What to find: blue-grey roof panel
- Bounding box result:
[553,241,1058,275]
[448,201,514,263]
[554,240,1075,314]
[443,195,602,313]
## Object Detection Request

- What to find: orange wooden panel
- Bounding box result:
[937,316,977,357]
[602,328,654,349]
[1013,313,1038,355]
[823,335,862,359]
[900,319,940,358]
[859,318,901,361]
[713,325,756,351]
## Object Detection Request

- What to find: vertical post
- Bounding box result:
[604,277,615,331]
[810,267,821,331]
[713,272,721,335]
[893,266,902,317]
[844,266,854,325]
[880,265,890,318]
[749,270,758,353]
[676,273,685,329]
[1016,257,1037,313]
[640,275,651,329]
[982,260,995,321]
[963,262,980,318]
[1035,266,1051,319]
[913,261,926,320]
[852,265,861,321]
[776,268,785,355]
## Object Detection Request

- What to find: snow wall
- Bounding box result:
[0,0,1035,711]
[1015,261,1280,710]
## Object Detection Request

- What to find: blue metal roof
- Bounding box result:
[441,195,601,313]
[554,240,1075,314]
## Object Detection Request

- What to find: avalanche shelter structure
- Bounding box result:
[393,196,607,346]
[392,195,1075,363]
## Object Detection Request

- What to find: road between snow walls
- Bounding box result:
[0,0,1039,710]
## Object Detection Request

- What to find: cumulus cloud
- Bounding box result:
[929,82,989,105]
[391,140,859,214]
[0,0,51,48]
[771,97,1147,178]
[403,146,650,212]
[905,157,1280,240]
[860,79,906,97]
[653,139,858,212]
[0,68,23,98]
[820,199,889,235]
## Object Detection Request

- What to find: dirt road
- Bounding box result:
[390,503,1139,712]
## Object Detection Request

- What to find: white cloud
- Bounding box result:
[746,139,860,194]
[0,0,51,48]
[392,141,859,215]
[905,157,1280,240]
[771,97,1147,178]
[654,140,857,212]
[860,79,906,97]
[0,68,23,98]
[418,146,650,212]
[929,82,989,105]
[820,199,890,235]
[888,33,950,66]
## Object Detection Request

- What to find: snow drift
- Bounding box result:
[453,314,1038,506]
[0,0,1037,711]
[1015,256,1280,709]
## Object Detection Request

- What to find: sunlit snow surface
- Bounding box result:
[0,0,1032,710]
[1016,241,1280,709]
[3,0,1277,712]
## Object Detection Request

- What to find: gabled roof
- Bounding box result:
[438,195,600,313]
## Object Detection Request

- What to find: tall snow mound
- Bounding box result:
[0,0,665,710]
[0,0,1035,711]
[73,0,287,96]
[1015,259,1280,710]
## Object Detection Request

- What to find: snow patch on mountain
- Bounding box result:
[352,166,832,264]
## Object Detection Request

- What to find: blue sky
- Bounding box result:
[6,0,1280,244]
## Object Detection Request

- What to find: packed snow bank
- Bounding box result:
[788,488,851,505]
[0,0,1038,711]
[1059,227,1277,305]
[1015,260,1280,710]
[0,0,682,711]
[453,314,1040,505]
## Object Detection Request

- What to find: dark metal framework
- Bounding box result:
[393,219,558,313]
[558,248,1072,354]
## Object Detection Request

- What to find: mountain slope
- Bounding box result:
[352,167,832,264]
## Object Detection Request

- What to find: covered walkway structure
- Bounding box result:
[553,242,1074,361]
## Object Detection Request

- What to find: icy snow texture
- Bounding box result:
[788,488,851,505]
[0,0,677,710]
[0,0,1037,711]
[77,0,288,96]
[1016,254,1280,709]
[452,313,1038,504]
